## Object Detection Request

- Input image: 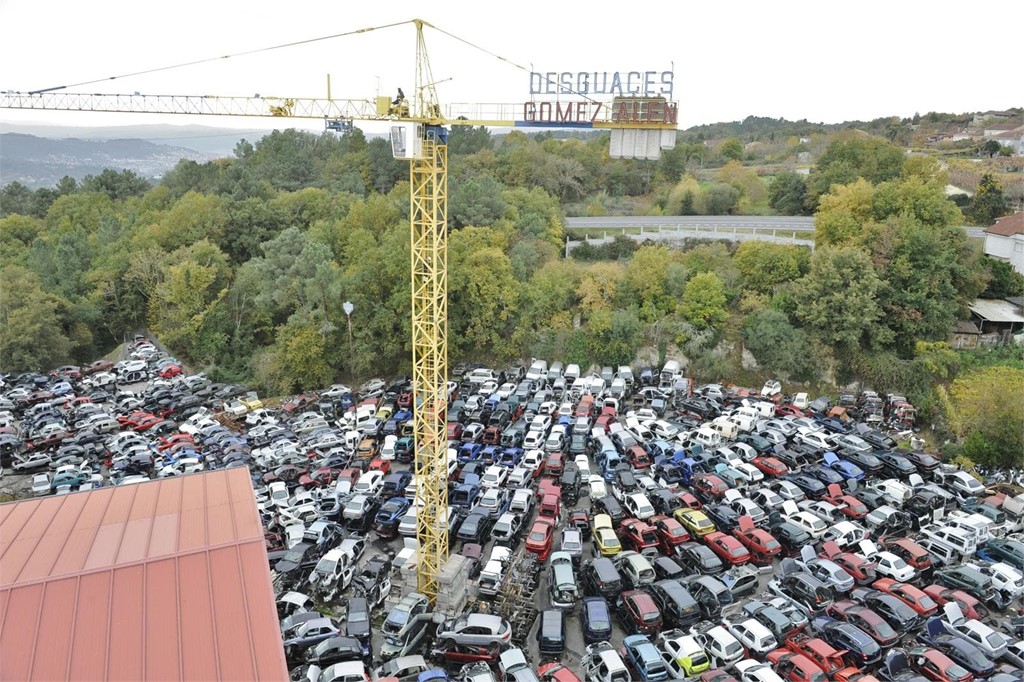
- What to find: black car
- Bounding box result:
[581,558,625,600]
[902,451,940,473]
[769,517,813,557]
[456,511,494,544]
[840,449,884,474]
[774,448,814,471]
[781,472,827,499]
[276,542,320,576]
[849,588,920,633]
[857,429,897,451]
[805,464,846,487]
[652,556,686,581]
[903,492,945,521]
[876,451,917,478]
[594,496,626,527]
[537,609,565,656]
[304,636,367,666]
[581,596,613,644]
[648,579,702,629]
[737,432,773,454]
[773,567,834,615]
[344,597,371,648]
[650,487,683,516]
[702,503,740,533]
[916,621,996,679]
[743,600,799,642]
[812,616,882,666]
[675,542,724,576]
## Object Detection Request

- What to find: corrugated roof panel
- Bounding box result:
[128,481,161,521]
[50,487,115,576]
[83,522,127,572]
[18,494,91,582]
[117,517,154,565]
[204,471,237,547]
[107,564,145,682]
[178,507,207,552]
[182,473,206,511]
[148,512,179,557]
[0,583,43,681]
[144,559,181,682]
[154,476,184,516]
[0,538,42,589]
[209,546,257,681]
[0,496,37,544]
[178,552,219,679]
[228,469,262,540]
[237,541,289,679]
[29,577,77,681]
[68,572,111,680]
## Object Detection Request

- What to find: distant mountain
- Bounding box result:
[0,132,221,189]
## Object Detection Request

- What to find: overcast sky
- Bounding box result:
[1,0,1021,135]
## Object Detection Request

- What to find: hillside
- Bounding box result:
[0,132,218,188]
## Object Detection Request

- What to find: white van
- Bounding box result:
[690,427,722,449]
[565,364,581,382]
[920,524,977,556]
[526,359,549,383]
[709,416,738,440]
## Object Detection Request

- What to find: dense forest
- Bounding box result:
[1,123,1021,466]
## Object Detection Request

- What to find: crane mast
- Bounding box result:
[0,19,677,603]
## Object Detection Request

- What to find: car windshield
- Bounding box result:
[730,547,747,557]
[696,518,713,529]
[725,642,742,656]
[670,527,687,537]
[764,539,781,551]
[890,556,908,569]
[529,531,546,542]
[348,610,367,623]
[985,632,1004,648]
[316,558,337,573]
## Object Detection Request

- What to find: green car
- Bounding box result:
[977,538,1024,570]
[935,565,995,602]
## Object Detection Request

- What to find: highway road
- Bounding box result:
[565,215,986,237]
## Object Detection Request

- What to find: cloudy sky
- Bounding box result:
[1,0,1021,134]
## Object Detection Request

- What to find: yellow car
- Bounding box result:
[591,513,622,557]
[241,391,263,411]
[376,403,395,421]
[674,508,716,538]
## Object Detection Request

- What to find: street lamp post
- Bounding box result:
[343,301,354,348]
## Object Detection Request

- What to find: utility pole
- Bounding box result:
[343,300,354,348]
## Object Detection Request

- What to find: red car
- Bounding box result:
[430,643,500,666]
[595,413,615,432]
[823,485,869,520]
[785,630,847,678]
[734,516,782,566]
[616,589,662,635]
[819,542,877,585]
[834,670,880,682]
[768,649,828,682]
[157,433,195,451]
[775,404,807,418]
[921,586,989,620]
[158,363,183,378]
[447,422,464,440]
[526,518,556,562]
[537,478,560,502]
[908,647,973,682]
[545,451,564,476]
[335,468,362,490]
[132,415,165,432]
[539,494,561,522]
[826,601,899,647]
[692,473,729,501]
[872,578,938,617]
[397,392,413,409]
[481,426,501,445]
[880,536,933,574]
[703,531,750,566]
[83,359,114,375]
[702,672,739,682]
[626,445,650,469]
[752,456,790,478]
[538,663,583,682]
[619,519,659,554]
[650,514,690,553]
[677,491,702,510]
[118,410,155,427]
[368,458,391,474]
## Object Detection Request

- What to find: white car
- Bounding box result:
[796,430,834,451]
[522,449,544,475]
[725,619,778,655]
[623,493,656,521]
[736,660,786,682]
[353,470,384,496]
[523,431,545,450]
[872,551,916,581]
[786,511,828,539]
[379,435,399,460]
[481,465,509,489]
[495,383,517,400]
[31,472,51,496]
[942,603,1008,658]
[342,494,373,521]
[971,562,1024,596]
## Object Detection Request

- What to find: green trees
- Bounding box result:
[793,247,884,349]
[719,137,744,162]
[680,272,728,330]
[968,173,1008,226]
[0,266,73,371]
[805,135,904,210]
[948,366,1024,469]
[734,242,808,293]
[741,309,816,381]
[768,172,809,215]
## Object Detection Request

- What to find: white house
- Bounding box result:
[984,213,1024,274]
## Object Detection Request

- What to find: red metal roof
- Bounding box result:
[0,468,288,681]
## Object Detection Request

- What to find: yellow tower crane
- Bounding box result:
[0,18,677,602]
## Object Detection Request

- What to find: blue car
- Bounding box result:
[498,447,524,468]
[621,634,670,681]
[374,496,411,528]
[823,451,865,481]
[457,442,483,464]
[581,596,613,644]
[812,616,881,665]
[480,445,502,465]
